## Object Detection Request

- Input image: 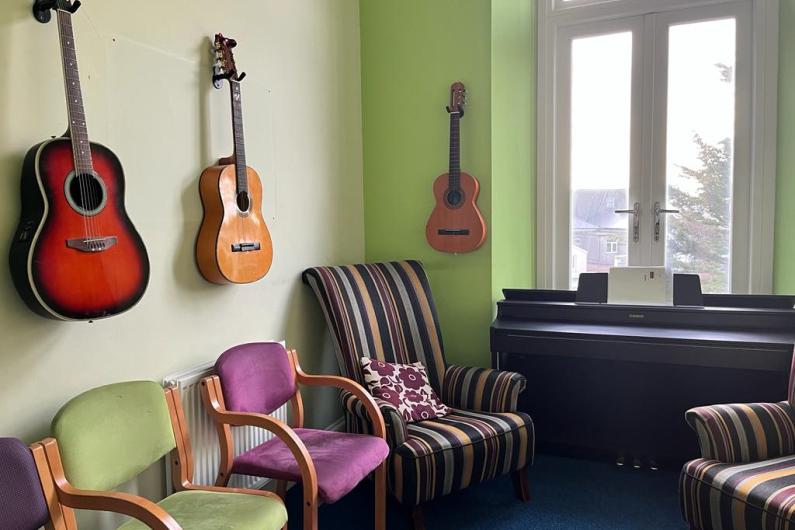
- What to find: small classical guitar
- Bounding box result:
[9,0,149,321]
[426,82,487,254]
[196,34,273,284]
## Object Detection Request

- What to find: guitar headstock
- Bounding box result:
[33,0,81,23]
[446,82,467,117]
[212,33,247,89]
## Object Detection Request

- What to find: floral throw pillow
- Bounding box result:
[360,358,450,423]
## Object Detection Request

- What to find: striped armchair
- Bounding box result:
[680,351,795,530]
[303,261,533,528]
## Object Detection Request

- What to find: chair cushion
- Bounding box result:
[232,428,389,503]
[681,456,795,529]
[391,409,534,506]
[216,342,297,415]
[117,490,287,530]
[0,438,50,530]
[361,358,449,423]
[51,381,176,491]
[398,408,532,457]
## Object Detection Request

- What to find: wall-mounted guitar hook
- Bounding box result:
[33,0,81,24]
[213,69,231,89]
[212,66,225,89]
[212,70,246,89]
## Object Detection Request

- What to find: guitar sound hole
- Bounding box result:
[66,172,106,214]
[446,189,464,208]
[237,191,250,212]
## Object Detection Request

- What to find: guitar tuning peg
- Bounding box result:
[69,0,81,13]
[237,72,247,82]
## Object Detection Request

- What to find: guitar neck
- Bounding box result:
[57,9,93,175]
[448,112,461,191]
[230,80,248,195]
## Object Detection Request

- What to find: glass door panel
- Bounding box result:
[569,31,633,288]
[663,18,736,293]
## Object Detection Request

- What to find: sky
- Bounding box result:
[569,18,735,191]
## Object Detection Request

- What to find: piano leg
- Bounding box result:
[512,466,531,502]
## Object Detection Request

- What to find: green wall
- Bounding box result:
[360,0,494,367]
[774,0,795,293]
[491,0,536,302]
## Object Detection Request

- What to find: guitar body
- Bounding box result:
[426,171,487,254]
[9,138,150,320]
[196,161,273,284]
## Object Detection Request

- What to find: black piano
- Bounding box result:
[490,276,795,469]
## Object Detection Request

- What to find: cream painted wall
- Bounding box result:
[0,0,362,525]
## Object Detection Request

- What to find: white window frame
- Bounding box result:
[536,0,779,293]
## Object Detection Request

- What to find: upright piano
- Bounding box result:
[490,280,795,469]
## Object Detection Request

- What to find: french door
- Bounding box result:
[539,0,776,293]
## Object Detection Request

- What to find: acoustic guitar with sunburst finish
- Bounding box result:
[9,0,149,321]
[425,82,487,254]
[196,34,273,284]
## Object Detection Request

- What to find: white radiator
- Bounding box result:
[163,355,289,492]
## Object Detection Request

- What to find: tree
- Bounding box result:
[667,134,732,293]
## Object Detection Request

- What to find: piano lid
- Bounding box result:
[504,273,795,310]
[497,274,795,334]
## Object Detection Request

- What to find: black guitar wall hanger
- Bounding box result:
[212,69,247,89]
[33,0,80,24]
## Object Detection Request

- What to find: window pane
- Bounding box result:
[665,18,735,293]
[570,32,632,289]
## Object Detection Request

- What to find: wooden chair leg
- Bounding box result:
[512,466,531,502]
[375,463,386,530]
[409,505,426,530]
[276,480,288,500]
[274,480,288,530]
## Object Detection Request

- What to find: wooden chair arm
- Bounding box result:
[200,376,319,505]
[289,349,387,439]
[183,483,283,503]
[36,439,181,530]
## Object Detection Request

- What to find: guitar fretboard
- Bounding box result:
[230,80,248,195]
[448,112,461,191]
[57,9,93,175]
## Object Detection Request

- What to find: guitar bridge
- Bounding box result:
[66,236,118,252]
[437,229,470,236]
[231,242,261,253]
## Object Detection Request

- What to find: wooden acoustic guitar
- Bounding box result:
[9,0,150,321]
[425,82,487,254]
[196,34,273,284]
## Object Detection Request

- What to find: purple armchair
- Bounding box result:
[201,342,390,530]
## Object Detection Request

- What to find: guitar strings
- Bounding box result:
[58,9,91,241]
[61,8,101,244]
[71,12,101,242]
[62,10,94,240]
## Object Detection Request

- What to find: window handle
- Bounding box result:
[654,201,679,241]
[614,202,640,243]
